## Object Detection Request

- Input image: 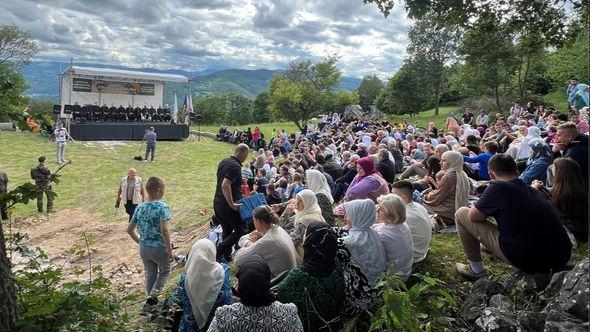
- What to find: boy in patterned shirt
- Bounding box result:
[127,176,173,316]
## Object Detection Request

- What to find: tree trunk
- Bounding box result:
[0,222,18,330]
[494,85,501,113]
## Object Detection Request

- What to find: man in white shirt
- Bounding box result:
[391,181,431,263]
[53,122,68,165]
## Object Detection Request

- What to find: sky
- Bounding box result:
[0,0,413,78]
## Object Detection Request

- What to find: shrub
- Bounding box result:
[370,270,457,332]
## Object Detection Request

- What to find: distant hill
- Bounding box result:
[21,61,362,104]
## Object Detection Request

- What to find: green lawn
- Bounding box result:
[0,131,234,230]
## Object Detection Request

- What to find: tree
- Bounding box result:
[363,0,582,46]
[252,91,271,123]
[406,17,458,115]
[330,90,360,114]
[0,25,37,329]
[456,13,519,112]
[268,57,342,129]
[0,62,29,121]
[375,58,432,116]
[0,24,38,66]
[356,74,384,109]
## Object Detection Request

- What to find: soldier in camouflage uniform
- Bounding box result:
[0,170,8,220]
[30,156,53,213]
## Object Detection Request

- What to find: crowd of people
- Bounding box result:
[122,79,588,331]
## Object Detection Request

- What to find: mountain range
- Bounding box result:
[22,61,362,104]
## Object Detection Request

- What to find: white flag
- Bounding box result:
[173,93,179,120]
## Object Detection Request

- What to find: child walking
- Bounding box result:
[127,176,173,316]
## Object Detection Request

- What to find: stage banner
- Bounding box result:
[73,79,155,96]
[72,78,92,92]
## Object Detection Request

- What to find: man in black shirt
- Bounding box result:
[376,149,396,184]
[461,108,474,125]
[552,122,588,186]
[454,154,572,280]
[214,143,250,262]
[117,105,126,122]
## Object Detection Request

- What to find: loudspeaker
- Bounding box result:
[64,105,73,114]
[75,117,86,124]
[53,105,61,115]
[195,114,203,123]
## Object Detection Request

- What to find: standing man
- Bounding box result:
[144,127,157,162]
[30,156,53,213]
[54,122,68,165]
[0,170,8,220]
[213,143,249,262]
[116,168,145,222]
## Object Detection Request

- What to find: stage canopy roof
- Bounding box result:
[62,65,189,83]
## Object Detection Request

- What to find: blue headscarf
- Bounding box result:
[528,138,552,163]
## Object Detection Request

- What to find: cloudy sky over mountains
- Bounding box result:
[0,0,412,78]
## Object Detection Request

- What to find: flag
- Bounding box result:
[173,93,178,119]
[184,93,194,114]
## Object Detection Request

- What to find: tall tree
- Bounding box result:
[375,57,432,116]
[252,91,271,123]
[356,74,384,109]
[0,24,37,330]
[0,24,38,66]
[363,0,582,46]
[268,57,341,129]
[457,13,519,112]
[406,17,458,115]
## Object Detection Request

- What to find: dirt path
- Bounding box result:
[13,208,210,292]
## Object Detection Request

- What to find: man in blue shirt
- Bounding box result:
[462,141,498,181]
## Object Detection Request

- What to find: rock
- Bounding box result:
[459,292,487,324]
[504,271,551,296]
[459,277,506,324]
[516,311,545,331]
[544,271,569,298]
[489,294,512,311]
[542,258,589,329]
[474,276,506,297]
[543,318,589,332]
[473,307,518,332]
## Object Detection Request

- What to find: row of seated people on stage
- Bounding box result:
[67,103,172,122]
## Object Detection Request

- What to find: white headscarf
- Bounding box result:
[516,126,541,160]
[441,151,470,211]
[184,239,224,329]
[294,189,325,226]
[306,169,334,204]
[343,199,386,284]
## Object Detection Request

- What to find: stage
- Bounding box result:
[69,122,190,141]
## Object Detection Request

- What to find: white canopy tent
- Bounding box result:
[59,65,188,113]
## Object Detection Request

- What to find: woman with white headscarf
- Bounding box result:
[422,151,471,230]
[305,169,335,225]
[342,199,387,285]
[515,126,541,160]
[278,189,325,263]
[168,239,232,332]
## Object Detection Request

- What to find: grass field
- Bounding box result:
[0,131,234,230]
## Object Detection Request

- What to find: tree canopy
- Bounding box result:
[268,57,342,129]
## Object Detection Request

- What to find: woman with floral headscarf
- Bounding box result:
[422,151,471,229]
[344,156,389,202]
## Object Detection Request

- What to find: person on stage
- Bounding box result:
[141,106,149,121]
[156,106,164,122]
[134,106,142,122]
[100,104,109,122]
[117,105,126,122]
[149,105,156,121]
[126,105,134,122]
[72,102,82,119]
[213,144,250,262]
[109,104,117,122]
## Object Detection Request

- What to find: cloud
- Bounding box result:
[0,0,412,78]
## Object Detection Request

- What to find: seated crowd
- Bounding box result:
[130,99,588,331]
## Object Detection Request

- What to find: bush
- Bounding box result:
[370,270,457,332]
[9,233,133,331]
